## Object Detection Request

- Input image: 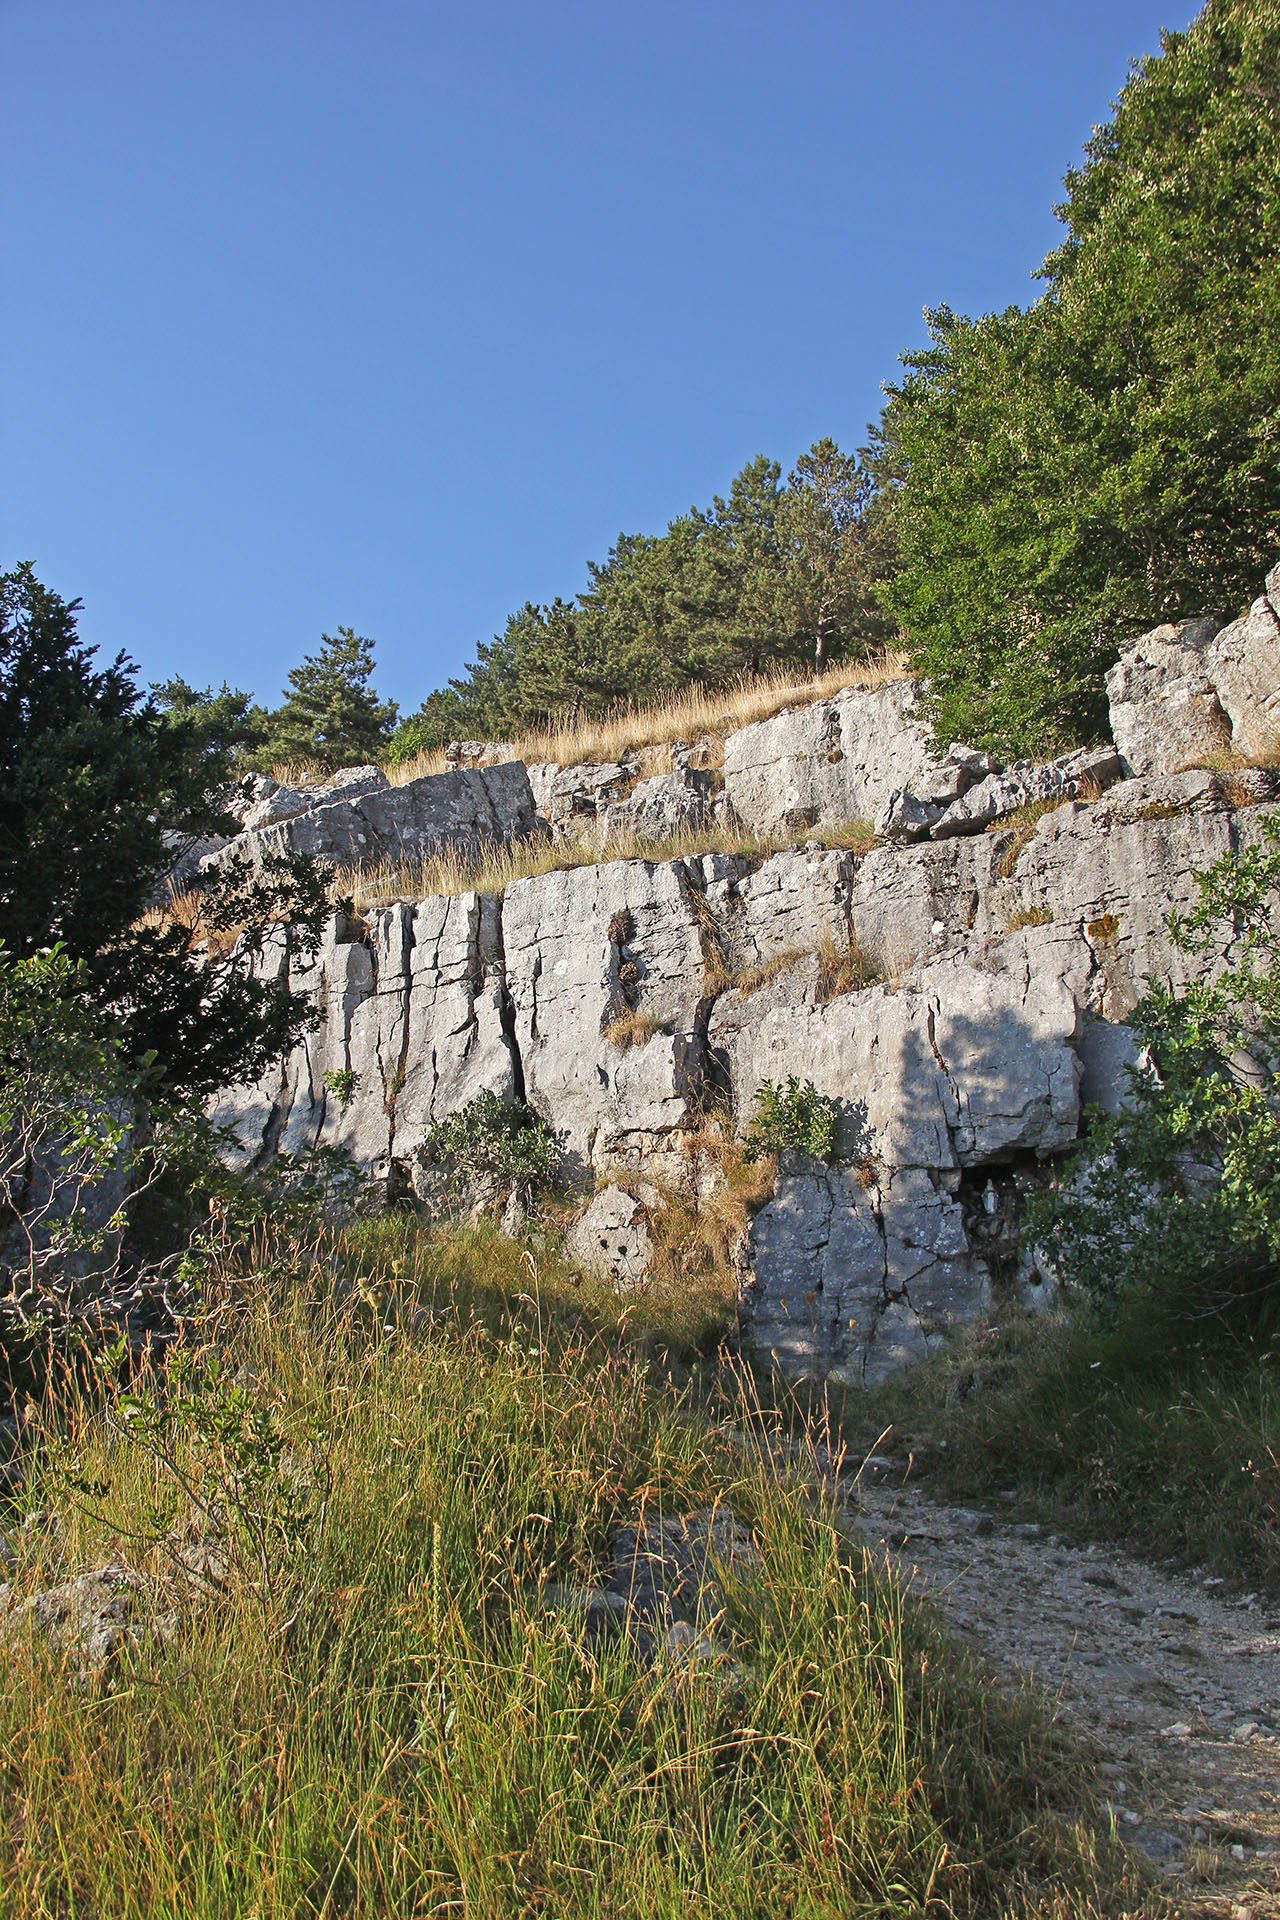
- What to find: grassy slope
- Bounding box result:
[0,1223,1156,1920]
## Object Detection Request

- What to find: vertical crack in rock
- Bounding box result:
[493,895,528,1107]
[674,858,727,1123]
[383,904,418,1165]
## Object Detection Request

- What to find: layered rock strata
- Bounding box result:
[210,774,1277,1384]
[198,761,539,874]
[202,564,1280,1385]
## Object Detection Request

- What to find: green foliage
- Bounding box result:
[262,625,398,768]
[394,443,897,747]
[0,564,237,962]
[744,1075,839,1162]
[321,1066,358,1106]
[775,437,899,672]
[421,1089,559,1201]
[78,1338,331,1620]
[95,848,335,1100]
[883,0,1280,755]
[0,945,138,1309]
[1,567,335,1097]
[1030,811,1280,1331]
[152,674,270,761]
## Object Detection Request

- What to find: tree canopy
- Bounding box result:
[0,564,228,961]
[0,564,330,1099]
[263,626,399,768]
[881,0,1280,755]
[390,440,897,755]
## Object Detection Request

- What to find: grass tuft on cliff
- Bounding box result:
[0,1221,1156,1920]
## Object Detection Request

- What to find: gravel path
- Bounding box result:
[850,1458,1280,1916]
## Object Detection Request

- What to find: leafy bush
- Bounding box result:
[0,944,139,1317]
[881,2,1280,754]
[1030,811,1280,1332]
[744,1076,838,1162]
[75,1337,331,1623]
[421,1090,559,1204]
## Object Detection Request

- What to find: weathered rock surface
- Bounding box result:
[1106,574,1280,776]
[722,678,969,838]
[927,745,1123,838]
[564,1185,654,1290]
[202,761,538,874]
[1106,616,1235,777]
[201,564,1280,1387]
[210,767,1278,1383]
[534,755,718,844]
[1,1560,173,1675]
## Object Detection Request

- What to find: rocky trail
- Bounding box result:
[850,1460,1280,1916]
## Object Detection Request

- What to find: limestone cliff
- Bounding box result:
[207,565,1280,1386]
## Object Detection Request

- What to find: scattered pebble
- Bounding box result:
[946,1507,994,1536]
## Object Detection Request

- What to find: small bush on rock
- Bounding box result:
[421,1090,559,1207]
[744,1076,838,1162]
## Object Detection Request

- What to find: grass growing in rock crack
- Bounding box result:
[333,812,886,917]
[0,1223,1157,1920]
[334,820,797,915]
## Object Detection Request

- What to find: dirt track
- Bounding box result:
[851,1460,1280,1917]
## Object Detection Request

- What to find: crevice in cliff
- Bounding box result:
[675,858,730,1122]
[379,908,418,1165]
[493,899,529,1107]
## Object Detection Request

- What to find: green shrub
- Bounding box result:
[322,1066,359,1106]
[1030,811,1280,1334]
[744,1075,838,1162]
[421,1089,559,1202]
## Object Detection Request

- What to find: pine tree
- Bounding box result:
[265,627,398,769]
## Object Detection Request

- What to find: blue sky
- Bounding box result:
[2,1,1193,714]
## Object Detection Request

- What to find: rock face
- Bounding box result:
[722,678,957,837]
[204,563,1280,1388]
[202,761,538,874]
[1106,573,1280,776]
[211,770,1278,1384]
[564,1185,654,1290]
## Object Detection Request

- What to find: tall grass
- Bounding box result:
[388,652,909,787]
[0,1222,1153,1920]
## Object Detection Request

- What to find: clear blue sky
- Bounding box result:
[2,1,1194,715]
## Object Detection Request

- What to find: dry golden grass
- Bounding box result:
[134,885,246,957]
[816,931,885,1000]
[387,650,909,787]
[814,816,878,856]
[1181,732,1280,777]
[268,758,333,788]
[626,1121,778,1341]
[601,1008,669,1049]
[1006,903,1054,932]
[333,817,800,913]
[703,948,808,996]
[386,743,448,785]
